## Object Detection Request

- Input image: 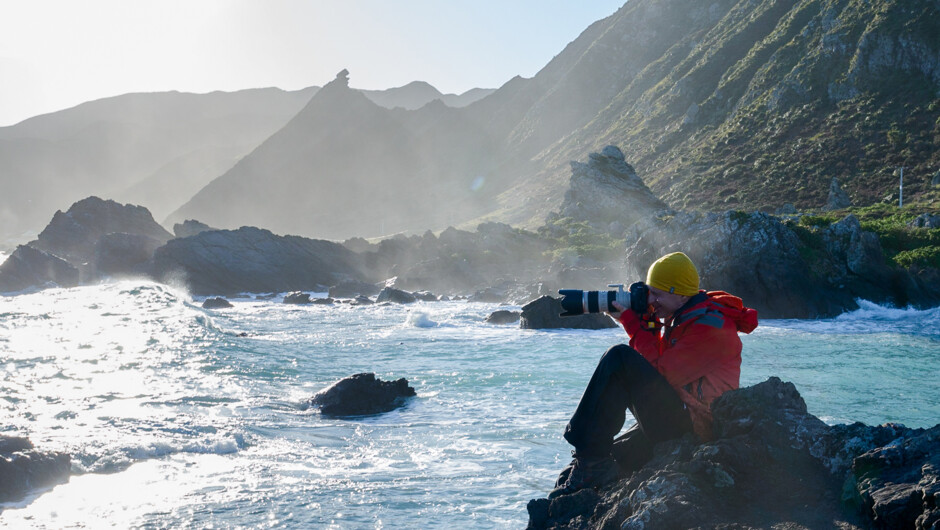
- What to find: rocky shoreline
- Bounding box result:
[527,377,940,529]
[3,148,938,318]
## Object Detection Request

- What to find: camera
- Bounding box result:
[558,282,649,317]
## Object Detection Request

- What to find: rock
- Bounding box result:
[0,245,80,293]
[485,310,521,325]
[202,297,233,309]
[147,226,364,296]
[909,213,940,229]
[520,296,618,330]
[824,177,852,210]
[350,295,374,306]
[311,297,334,305]
[375,287,416,304]
[31,196,172,270]
[0,434,71,503]
[173,219,214,238]
[283,291,312,304]
[309,373,416,416]
[94,233,165,277]
[557,146,668,229]
[528,377,940,529]
[328,279,380,298]
[412,290,438,302]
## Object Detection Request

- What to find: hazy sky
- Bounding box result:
[0,0,624,126]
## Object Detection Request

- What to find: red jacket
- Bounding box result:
[619,291,758,440]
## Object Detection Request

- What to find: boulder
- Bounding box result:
[283,291,312,304]
[311,297,334,305]
[0,435,71,503]
[328,279,380,298]
[309,373,416,416]
[375,287,416,304]
[350,295,374,306]
[0,245,79,293]
[172,219,214,238]
[412,290,438,302]
[485,310,521,325]
[528,377,940,529]
[146,226,364,296]
[520,296,618,330]
[202,297,233,309]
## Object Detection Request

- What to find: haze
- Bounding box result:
[0,0,623,126]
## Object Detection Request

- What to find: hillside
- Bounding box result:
[506,0,940,220]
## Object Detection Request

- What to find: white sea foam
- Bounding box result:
[765,299,940,336]
[406,311,440,328]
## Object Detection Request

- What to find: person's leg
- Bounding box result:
[563,344,692,458]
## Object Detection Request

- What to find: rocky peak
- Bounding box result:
[555,146,668,229]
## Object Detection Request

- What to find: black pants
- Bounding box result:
[563,344,693,465]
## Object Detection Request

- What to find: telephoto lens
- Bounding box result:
[558,285,630,317]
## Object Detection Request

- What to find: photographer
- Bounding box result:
[550,252,758,499]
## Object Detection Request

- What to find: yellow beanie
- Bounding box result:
[646,252,699,296]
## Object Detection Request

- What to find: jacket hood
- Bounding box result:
[706,291,758,333]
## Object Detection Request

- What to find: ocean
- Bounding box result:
[1,278,938,528]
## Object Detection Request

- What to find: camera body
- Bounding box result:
[558,282,649,317]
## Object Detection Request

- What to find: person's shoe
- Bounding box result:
[548,454,619,499]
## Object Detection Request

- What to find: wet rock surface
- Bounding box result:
[0,435,71,503]
[202,297,233,309]
[309,373,417,417]
[527,377,940,529]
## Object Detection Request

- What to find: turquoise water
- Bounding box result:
[1,281,938,528]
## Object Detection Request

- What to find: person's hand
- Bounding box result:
[607,301,626,319]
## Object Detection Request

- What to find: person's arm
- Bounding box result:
[614,302,662,364]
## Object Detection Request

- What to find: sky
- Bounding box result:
[0,0,625,127]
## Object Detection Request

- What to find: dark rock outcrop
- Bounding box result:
[528,377,940,529]
[520,296,618,330]
[485,310,521,325]
[309,373,416,417]
[376,287,417,304]
[0,245,79,293]
[146,226,364,296]
[202,297,233,309]
[283,291,312,304]
[31,196,172,273]
[0,435,71,503]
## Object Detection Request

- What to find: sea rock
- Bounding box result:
[0,434,71,503]
[0,245,80,293]
[412,290,438,302]
[485,310,521,325]
[30,196,172,271]
[824,177,852,210]
[375,287,416,304]
[310,373,416,417]
[283,291,312,304]
[202,297,233,309]
[147,226,364,296]
[555,146,668,229]
[520,296,618,330]
[528,377,940,529]
[94,233,165,277]
[173,219,214,238]
[328,279,380,298]
[311,297,334,305]
[350,295,374,306]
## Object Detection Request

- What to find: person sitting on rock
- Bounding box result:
[550,251,758,499]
